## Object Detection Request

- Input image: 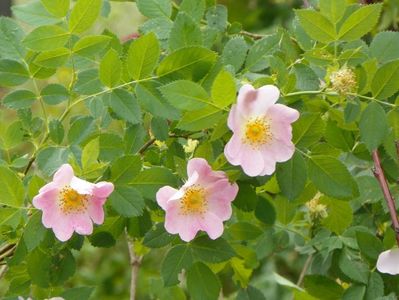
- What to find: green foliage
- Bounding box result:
[1,0,399,298]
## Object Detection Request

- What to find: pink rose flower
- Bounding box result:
[224,84,300,177]
[33,164,114,242]
[377,248,399,275]
[156,158,238,242]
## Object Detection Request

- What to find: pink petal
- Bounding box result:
[207,179,238,220]
[262,140,295,163]
[70,176,94,195]
[164,202,200,242]
[227,105,244,132]
[183,171,200,188]
[88,197,106,224]
[270,120,293,145]
[187,158,212,178]
[156,186,179,210]
[93,181,114,198]
[33,187,58,210]
[70,213,93,235]
[268,103,299,124]
[53,164,74,186]
[377,249,399,275]
[38,182,58,194]
[239,147,265,177]
[258,155,277,176]
[199,212,224,240]
[237,84,280,117]
[224,134,244,166]
[41,207,61,229]
[51,215,74,242]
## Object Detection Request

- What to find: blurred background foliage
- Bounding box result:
[0,0,398,299]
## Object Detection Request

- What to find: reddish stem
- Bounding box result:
[372,150,399,247]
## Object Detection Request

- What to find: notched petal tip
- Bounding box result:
[53,164,74,186]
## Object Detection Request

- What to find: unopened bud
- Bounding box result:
[329,67,357,95]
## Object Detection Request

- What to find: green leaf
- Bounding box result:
[0,17,26,60]
[177,106,223,131]
[0,166,25,207]
[0,59,29,87]
[370,31,399,64]
[295,9,336,43]
[41,0,70,18]
[237,286,266,300]
[109,186,145,217]
[160,80,210,111]
[359,102,389,151]
[276,152,307,201]
[74,69,104,95]
[356,231,384,263]
[293,113,325,148]
[157,46,217,81]
[320,196,353,234]
[187,262,221,300]
[180,0,205,22]
[136,0,172,18]
[73,35,112,58]
[3,121,24,149]
[3,90,37,109]
[365,272,384,300]
[23,212,47,251]
[110,155,142,184]
[23,25,70,51]
[127,32,160,80]
[191,236,236,263]
[339,250,369,284]
[169,12,202,51]
[221,36,248,72]
[61,287,94,300]
[211,69,236,107]
[245,34,279,71]
[206,5,227,32]
[41,83,69,105]
[308,155,358,199]
[319,0,346,23]
[130,166,178,199]
[135,83,180,120]
[27,248,52,287]
[36,147,70,176]
[343,285,366,300]
[161,244,194,286]
[81,137,100,171]
[69,0,102,34]
[143,223,175,248]
[107,89,142,124]
[228,222,262,240]
[371,60,399,99]
[99,49,121,88]
[34,47,70,68]
[139,17,173,40]
[338,4,382,41]
[68,116,95,144]
[49,119,64,144]
[12,1,59,26]
[304,275,344,300]
[233,182,258,212]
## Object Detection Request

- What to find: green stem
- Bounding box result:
[348,93,397,108]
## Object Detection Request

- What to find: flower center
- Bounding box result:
[59,186,89,214]
[180,185,207,215]
[243,117,271,148]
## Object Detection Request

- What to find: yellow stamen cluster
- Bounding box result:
[59,186,89,214]
[180,185,207,215]
[243,117,272,148]
[183,139,199,154]
[306,197,328,221]
[330,67,357,95]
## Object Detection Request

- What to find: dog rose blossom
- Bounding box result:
[224,84,299,177]
[33,164,114,242]
[156,158,238,242]
[377,248,399,275]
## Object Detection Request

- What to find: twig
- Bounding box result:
[0,265,8,280]
[372,150,399,247]
[297,254,313,286]
[240,30,264,40]
[138,138,156,155]
[302,0,310,8]
[0,245,16,262]
[126,234,142,300]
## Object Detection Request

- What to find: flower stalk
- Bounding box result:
[372,150,399,247]
[126,235,142,300]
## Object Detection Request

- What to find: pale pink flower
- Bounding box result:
[156,158,238,242]
[377,248,399,275]
[224,84,299,177]
[33,164,114,242]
